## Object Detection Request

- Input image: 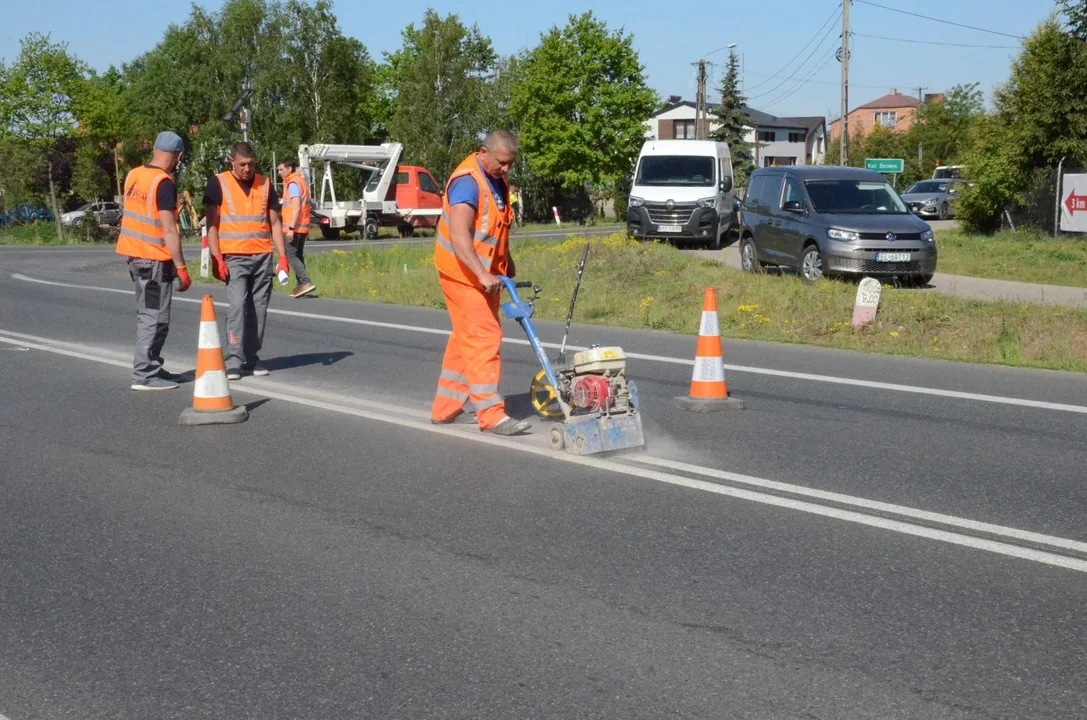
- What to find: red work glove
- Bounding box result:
[176,265,192,292]
[212,254,229,283]
[275,255,290,277]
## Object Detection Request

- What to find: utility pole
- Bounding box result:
[693,59,708,139]
[840,0,851,166]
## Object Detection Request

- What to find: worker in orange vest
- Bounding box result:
[276,158,316,298]
[203,141,290,381]
[116,130,191,391]
[429,129,530,436]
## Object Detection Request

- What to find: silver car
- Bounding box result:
[61,201,122,227]
[900,179,965,220]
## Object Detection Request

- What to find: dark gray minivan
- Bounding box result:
[738,166,937,284]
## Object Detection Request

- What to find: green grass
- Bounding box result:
[0,223,112,246]
[935,230,1087,288]
[302,220,622,241]
[185,232,1087,373]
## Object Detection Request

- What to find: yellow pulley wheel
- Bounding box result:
[530,369,564,419]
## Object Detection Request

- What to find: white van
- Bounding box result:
[932,165,965,180]
[627,140,735,249]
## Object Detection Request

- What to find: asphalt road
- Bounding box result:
[1,251,1085,719]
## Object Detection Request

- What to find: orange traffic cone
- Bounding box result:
[674,288,744,411]
[179,295,249,425]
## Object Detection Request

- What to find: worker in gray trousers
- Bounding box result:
[115,131,191,391]
[204,141,290,380]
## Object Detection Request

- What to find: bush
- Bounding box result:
[956,118,1027,233]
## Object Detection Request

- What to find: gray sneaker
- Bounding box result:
[487,417,531,436]
[226,368,243,381]
[131,376,179,391]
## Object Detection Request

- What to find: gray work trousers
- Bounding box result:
[286,231,311,285]
[129,258,176,382]
[224,253,273,371]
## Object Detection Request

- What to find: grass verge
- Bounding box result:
[935,230,1087,288]
[0,223,112,246]
[186,233,1087,373]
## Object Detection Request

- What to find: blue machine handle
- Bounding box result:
[497,275,561,391]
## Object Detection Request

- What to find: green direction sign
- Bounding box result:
[865,158,904,174]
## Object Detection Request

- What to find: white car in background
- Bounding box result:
[61,201,122,227]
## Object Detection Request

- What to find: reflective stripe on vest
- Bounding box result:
[116,165,172,262]
[216,172,272,255]
[281,171,311,234]
[433,153,513,286]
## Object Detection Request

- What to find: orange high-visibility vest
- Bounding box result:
[434,153,514,287]
[280,170,311,235]
[215,171,272,255]
[116,165,174,262]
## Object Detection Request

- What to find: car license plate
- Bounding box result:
[657,225,682,233]
[876,252,910,262]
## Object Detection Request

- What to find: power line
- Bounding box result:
[854,32,1020,49]
[744,3,842,92]
[760,47,839,112]
[854,0,1026,40]
[742,68,914,91]
[747,10,843,100]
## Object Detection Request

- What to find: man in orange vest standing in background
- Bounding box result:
[204,141,290,381]
[116,130,191,391]
[429,129,530,436]
[276,158,316,298]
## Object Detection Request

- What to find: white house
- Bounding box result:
[645,97,827,167]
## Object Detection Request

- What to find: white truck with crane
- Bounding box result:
[297,142,444,240]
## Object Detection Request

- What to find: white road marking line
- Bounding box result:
[625,455,1087,555]
[10,271,1087,415]
[2,328,1085,574]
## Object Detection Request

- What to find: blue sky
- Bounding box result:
[3,0,1059,120]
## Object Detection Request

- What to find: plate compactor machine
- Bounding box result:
[497,242,646,456]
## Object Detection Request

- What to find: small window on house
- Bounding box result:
[788,132,804,143]
[674,120,696,139]
[758,130,776,142]
[874,111,897,128]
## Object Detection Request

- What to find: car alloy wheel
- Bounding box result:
[801,246,824,282]
[741,239,757,272]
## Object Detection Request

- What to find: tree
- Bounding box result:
[276,0,376,148]
[1058,0,1087,40]
[1,32,86,238]
[383,10,497,181]
[911,83,984,173]
[511,11,657,198]
[956,116,1027,232]
[957,18,1087,230]
[709,48,754,185]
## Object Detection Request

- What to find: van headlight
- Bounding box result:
[922,229,934,243]
[628,196,644,208]
[827,228,860,242]
[696,197,716,209]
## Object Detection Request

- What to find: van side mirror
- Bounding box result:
[782,200,806,214]
[719,177,733,192]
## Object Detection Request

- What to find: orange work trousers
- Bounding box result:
[430,275,507,429]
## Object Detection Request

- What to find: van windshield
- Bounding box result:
[804,179,908,214]
[636,155,715,187]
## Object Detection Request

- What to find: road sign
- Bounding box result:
[865,158,904,174]
[1060,173,1087,233]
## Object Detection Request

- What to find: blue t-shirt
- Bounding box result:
[446,162,509,211]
